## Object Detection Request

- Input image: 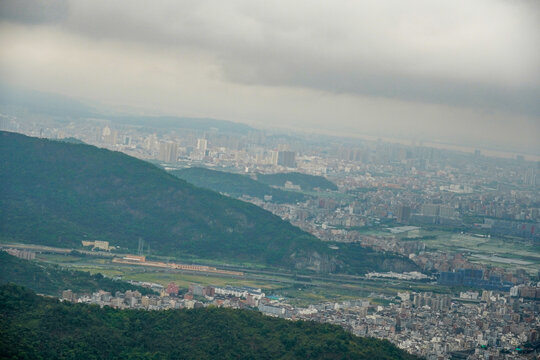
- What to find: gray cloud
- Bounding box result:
[2,1,538,114]
[0,0,68,24]
[219,53,540,117]
[52,0,540,116]
[0,0,538,153]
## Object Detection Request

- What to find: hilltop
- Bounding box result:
[171,167,307,203]
[0,131,418,274]
[257,172,338,191]
[0,131,332,271]
[0,284,419,360]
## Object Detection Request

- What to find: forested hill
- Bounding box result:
[0,284,419,360]
[0,251,155,296]
[257,172,338,191]
[0,131,332,271]
[171,167,308,203]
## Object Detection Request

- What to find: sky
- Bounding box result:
[0,0,539,155]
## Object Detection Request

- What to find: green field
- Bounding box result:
[35,254,281,289]
[33,252,452,306]
[402,230,540,274]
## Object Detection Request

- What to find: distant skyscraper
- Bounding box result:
[271,150,279,165]
[439,206,456,219]
[397,205,411,223]
[277,151,296,168]
[525,168,537,187]
[197,138,208,152]
[101,126,118,145]
[158,141,178,163]
[421,204,439,217]
[102,126,117,146]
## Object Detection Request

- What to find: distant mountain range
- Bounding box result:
[0,84,254,134]
[0,131,331,271]
[0,84,97,118]
[0,131,418,274]
[110,115,254,134]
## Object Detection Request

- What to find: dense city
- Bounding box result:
[55,278,539,360]
[1,115,539,359]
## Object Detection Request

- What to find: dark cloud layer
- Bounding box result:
[0,1,538,153]
[0,0,68,24]
[219,55,540,117]
[20,1,540,115]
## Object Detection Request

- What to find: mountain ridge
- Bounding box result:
[257,172,338,191]
[1,131,419,274]
[171,167,308,204]
[0,131,334,271]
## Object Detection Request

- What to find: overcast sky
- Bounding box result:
[0,0,539,154]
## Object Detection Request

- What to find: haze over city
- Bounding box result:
[1,2,540,360]
[0,0,539,156]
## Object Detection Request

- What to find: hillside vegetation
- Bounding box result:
[0,131,418,274]
[257,172,338,191]
[171,167,307,203]
[0,251,154,296]
[0,131,331,271]
[0,284,419,360]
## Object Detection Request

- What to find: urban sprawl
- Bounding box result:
[2,116,539,359]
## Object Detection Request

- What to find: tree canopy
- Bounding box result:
[0,284,419,360]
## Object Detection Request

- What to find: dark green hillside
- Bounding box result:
[336,243,419,274]
[0,284,419,360]
[257,172,338,191]
[57,137,86,145]
[0,131,330,270]
[0,251,155,296]
[171,167,308,204]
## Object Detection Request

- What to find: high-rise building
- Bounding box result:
[277,151,296,167]
[525,168,537,187]
[397,206,411,223]
[271,150,279,165]
[421,204,439,217]
[439,206,456,219]
[102,126,118,146]
[158,141,178,163]
[197,138,208,152]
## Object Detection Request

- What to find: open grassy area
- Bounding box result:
[29,245,458,306]
[277,285,365,307]
[31,253,392,305]
[119,271,283,290]
[404,230,540,274]
[35,254,283,290]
